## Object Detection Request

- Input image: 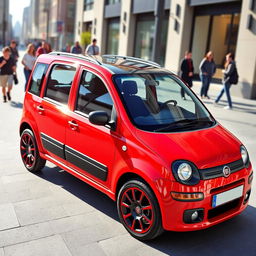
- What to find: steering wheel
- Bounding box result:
[161,100,177,109]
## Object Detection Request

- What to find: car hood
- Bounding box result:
[135,124,242,169]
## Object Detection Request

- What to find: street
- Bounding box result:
[0,52,255,256]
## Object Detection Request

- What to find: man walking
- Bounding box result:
[71,41,82,54]
[179,51,194,100]
[85,39,100,56]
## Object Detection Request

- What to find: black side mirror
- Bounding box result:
[88,111,110,126]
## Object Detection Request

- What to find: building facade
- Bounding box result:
[0,0,12,46]
[75,0,256,99]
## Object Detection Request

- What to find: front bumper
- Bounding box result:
[159,165,253,231]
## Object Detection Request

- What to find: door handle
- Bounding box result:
[37,105,44,114]
[68,120,79,131]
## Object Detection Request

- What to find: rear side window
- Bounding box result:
[76,71,113,116]
[45,64,76,104]
[29,63,48,96]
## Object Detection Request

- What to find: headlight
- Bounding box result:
[177,163,192,181]
[172,161,200,185]
[241,145,249,166]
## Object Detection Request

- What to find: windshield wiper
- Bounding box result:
[154,119,214,132]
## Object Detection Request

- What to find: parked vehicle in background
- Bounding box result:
[19,53,253,240]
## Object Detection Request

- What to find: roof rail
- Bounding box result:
[49,52,102,65]
[102,55,161,68]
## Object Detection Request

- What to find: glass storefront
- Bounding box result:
[106,18,120,55]
[192,13,240,79]
[134,14,169,66]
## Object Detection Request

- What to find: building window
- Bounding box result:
[191,13,241,78]
[106,0,121,5]
[134,14,169,66]
[84,0,94,11]
[106,18,120,54]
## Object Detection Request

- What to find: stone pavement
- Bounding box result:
[0,54,255,256]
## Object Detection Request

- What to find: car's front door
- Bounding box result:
[65,68,117,185]
[36,63,76,163]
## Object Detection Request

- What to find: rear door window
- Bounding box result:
[45,64,76,104]
[29,63,48,96]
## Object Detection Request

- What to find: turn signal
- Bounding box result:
[171,192,204,201]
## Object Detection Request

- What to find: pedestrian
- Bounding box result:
[63,44,71,53]
[9,40,19,64]
[199,51,216,99]
[21,43,36,90]
[85,39,100,56]
[71,41,82,54]
[36,41,48,57]
[214,53,238,110]
[45,42,52,53]
[0,47,16,102]
[179,51,194,100]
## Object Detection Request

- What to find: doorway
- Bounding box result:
[191,13,240,79]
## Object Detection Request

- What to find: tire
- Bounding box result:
[117,179,163,240]
[20,129,46,172]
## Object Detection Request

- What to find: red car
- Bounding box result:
[20,53,253,240]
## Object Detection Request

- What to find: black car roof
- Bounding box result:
[48,52,171,75]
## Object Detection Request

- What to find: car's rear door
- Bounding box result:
[35,62,77,163]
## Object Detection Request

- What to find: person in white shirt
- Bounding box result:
[85,39,100,56]
[22,44,37,90]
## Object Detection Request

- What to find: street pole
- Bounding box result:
[152,0,165,64]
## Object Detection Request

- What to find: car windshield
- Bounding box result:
[113,73,215,132]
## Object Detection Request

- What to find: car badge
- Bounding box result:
[223,166,231,178]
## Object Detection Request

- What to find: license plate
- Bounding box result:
[212,185,244,208]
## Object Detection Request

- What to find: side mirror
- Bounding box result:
[88,111,110,126]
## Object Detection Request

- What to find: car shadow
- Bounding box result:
[36,165,119,221]
[37,166,256,255]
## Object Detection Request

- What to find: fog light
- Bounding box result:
[184,208,204,224]
[191,211,199,221]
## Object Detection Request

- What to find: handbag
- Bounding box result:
[13,73,18,85]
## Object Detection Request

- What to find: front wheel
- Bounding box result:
[20,129,46,172]
[117,179,163,240]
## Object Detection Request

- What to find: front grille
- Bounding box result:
[208,198,241,220]
[199,159,244,180]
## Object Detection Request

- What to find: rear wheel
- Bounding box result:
[117,179,163,240]
[20,129,46,172]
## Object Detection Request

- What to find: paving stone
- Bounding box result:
[0,203,19,231]
[61,201,95,216]
[4,235,72,256]
[14,197,68,226]
[0,222,54,247]
[98,234,144,256]
[71,242,107,256]
[62,224,115,253]
[0,248,4,256]
[3,179,53,203]
[49,212,101,234]
[1,173,38,184]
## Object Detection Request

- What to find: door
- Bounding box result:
[65,68,117,184]
[36,63,76,163]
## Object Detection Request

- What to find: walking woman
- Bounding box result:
[199,51,216,99]
[22,43,36,90]
[214,53,237,110]
[0,47,16,102]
